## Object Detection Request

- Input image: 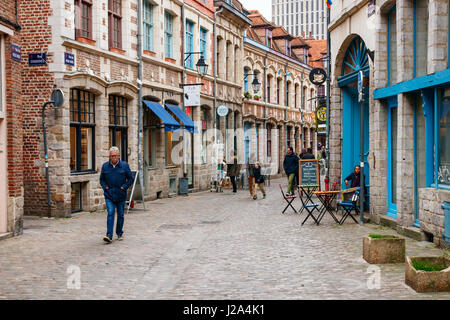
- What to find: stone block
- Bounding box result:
[363,235,406,264]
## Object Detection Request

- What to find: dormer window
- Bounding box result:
[286,40,291,55]
[266,30,272,47]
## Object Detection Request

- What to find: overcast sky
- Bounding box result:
[240,0,272,22]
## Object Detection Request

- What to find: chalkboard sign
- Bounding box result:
[126,170,145,213]
[299,159,320,188]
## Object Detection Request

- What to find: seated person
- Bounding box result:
[345,165,363,188]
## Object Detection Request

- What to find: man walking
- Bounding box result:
[283,147,299,196]
[302,147,315,159]
[100,147,134,243]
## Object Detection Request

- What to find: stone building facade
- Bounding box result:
[329,0,450,246]
[0,0,23,237]
[243,10,317,177]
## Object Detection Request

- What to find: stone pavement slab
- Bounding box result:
[0,179,449,300]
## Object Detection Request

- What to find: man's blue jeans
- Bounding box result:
[105,198,125,238]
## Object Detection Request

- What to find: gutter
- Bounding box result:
[213,6,224,144]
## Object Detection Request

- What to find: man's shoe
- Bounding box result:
[117,236,124,241]
[103,236,112,243]
[263,194,266,199]
[253,195,257,200]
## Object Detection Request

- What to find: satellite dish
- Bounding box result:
[51,89,64,107]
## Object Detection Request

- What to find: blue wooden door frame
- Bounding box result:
[387,96,398,218]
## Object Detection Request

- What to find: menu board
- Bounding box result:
[299,159,320,188]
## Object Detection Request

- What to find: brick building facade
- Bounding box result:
[0,0,23,238]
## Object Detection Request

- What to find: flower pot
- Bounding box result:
[405,256,450,292]
[363,235,405,264]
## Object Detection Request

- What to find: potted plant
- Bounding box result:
[405,256,450,292]
[244,91,251,99]
[363,234,405,264]
[253,95,259,101]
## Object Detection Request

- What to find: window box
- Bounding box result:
[109,47,126,55]
[143,50,156,57]
[165,57,176,64]
[362,234,405,264]
[76,36,96,46]
[405,256,450,292]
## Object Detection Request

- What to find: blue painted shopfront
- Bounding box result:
[338,36,371,207]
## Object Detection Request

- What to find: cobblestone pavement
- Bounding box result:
[1,179,449,300]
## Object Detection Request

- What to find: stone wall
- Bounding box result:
[419,188,450,246]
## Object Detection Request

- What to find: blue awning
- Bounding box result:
[165,104,198,133]
[143,101,180,132]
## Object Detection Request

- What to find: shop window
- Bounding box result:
[108,95,128,162]
[165,131,173,166]
[201,109,208,165]
[108,0,122,49]
[414,0,428,78]
[388,6,397,85]
[438,88,450,186]
[143,103,159,168]
[75,0,93,39]
[143,0,153,52]
[70,89,95,173]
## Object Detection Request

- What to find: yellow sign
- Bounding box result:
[316,105,327,122]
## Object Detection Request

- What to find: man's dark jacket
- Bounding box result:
[100,160,134,202]
[345,172,363,188]
[283,153,299,175]
[253,166,264,184]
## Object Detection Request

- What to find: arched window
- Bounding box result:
[341,36,369,77]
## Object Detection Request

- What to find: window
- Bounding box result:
[71,183,82,212]
[286,81,290,107]
[143,0,153,52]
[201,109,208,165]
[200,28,207,63]
[438,88,450,186]
[267,124,272,158]
[277,78,281,104]
[165,131,174,166]
[310,88,314,111]
[387,6,397,85]
[75,0,92,39]
[302,86,306,109]
[185,20,194,69]
[70,89,95,172]
[216,37,221,76]
[267,75,271,103]
[414,0,428,78]
[109,95,128,162]
[164,12,173,58]
[294,84,298,108]
[108,0,122,49]
[243,67,249,92]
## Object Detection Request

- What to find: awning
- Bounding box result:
[143,101,180,132]
[165,104,198,133]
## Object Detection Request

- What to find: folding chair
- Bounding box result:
[298,187,321,225]
[336,189,360,225]
[279,184,297,214]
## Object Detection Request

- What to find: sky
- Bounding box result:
[239,0,272,22]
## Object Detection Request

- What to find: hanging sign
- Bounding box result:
[11,43,21,62]
[309,68,327,85]
[29,52,47,66]
[368,0,376,17]
[217,105,229,117]
[315,101,327,135]
[184,85,201,107]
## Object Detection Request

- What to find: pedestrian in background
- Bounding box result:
[299,148,307,159]
[246,155,255,198]
[252,162,266,200]
[100,147,134,243]
[283,146,299,196]
[227,155,240,193]
[302,147,315,159]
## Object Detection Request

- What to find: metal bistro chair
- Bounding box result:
[298,186,321,225]
[279,184,297,214]
[336,188,360,225]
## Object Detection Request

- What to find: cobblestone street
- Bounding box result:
[0,179,449,300]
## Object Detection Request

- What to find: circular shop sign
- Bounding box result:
[316,105,327,122]
[217,105,229,117]
[309,68,327,86]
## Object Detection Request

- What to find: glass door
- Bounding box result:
[387,97,398,218]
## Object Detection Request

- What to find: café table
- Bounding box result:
[297,184,319,214]
[313,190,341,224]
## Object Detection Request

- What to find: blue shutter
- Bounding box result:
[186,21,194,69]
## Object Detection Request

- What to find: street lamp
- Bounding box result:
[184,52,209,78]
[244,70,261,93]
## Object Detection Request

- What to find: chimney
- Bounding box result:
[302,31,305,38]
[309,31,312,39]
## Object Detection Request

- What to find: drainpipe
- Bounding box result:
[42,101,54,217]
[284,62,288,151]
[325,6,331,186]
[213,6,223,145]
[181,0,187,177]
[263,52,268,166]
[137,0,145,205]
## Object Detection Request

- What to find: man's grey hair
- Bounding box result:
[109,146,120,154]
